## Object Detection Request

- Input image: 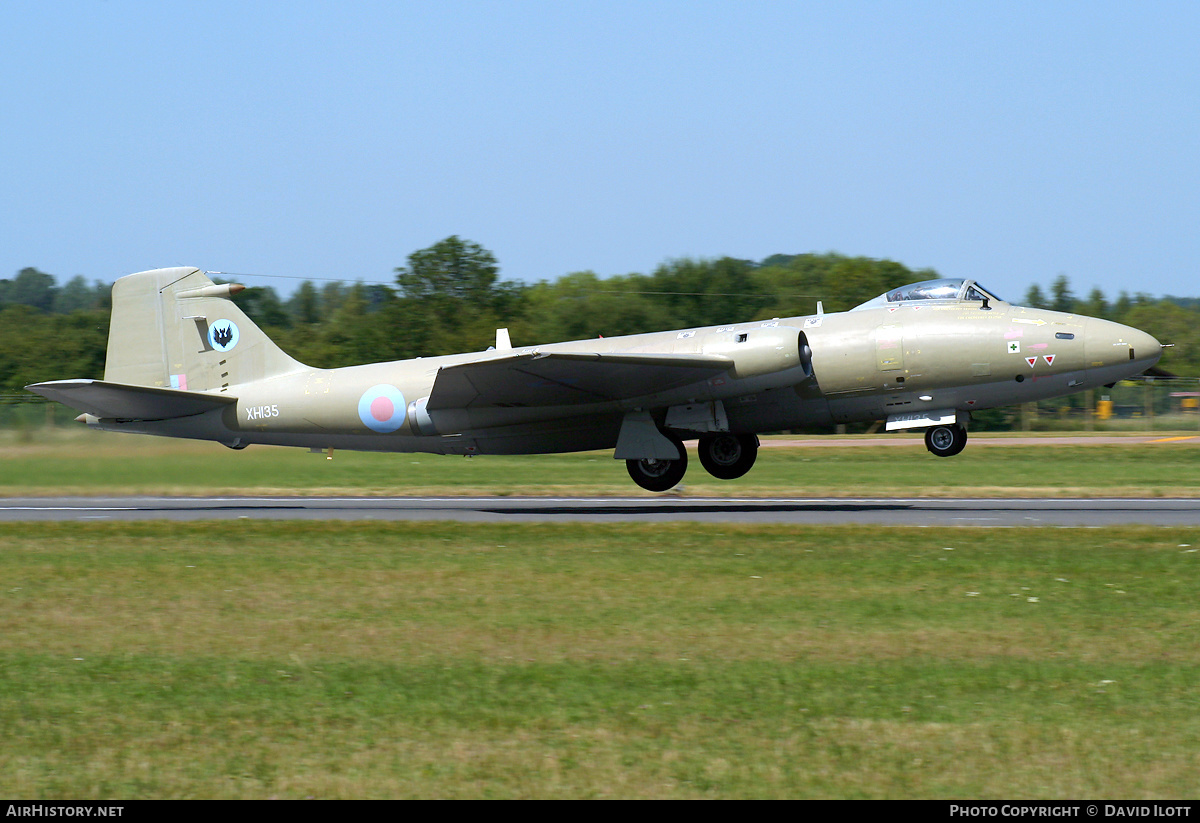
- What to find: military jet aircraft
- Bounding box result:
[27,267,1162,491]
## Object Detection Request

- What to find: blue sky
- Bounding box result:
[2,1,1197,304]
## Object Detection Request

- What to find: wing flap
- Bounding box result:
[26,379,237,420]
[426,351,732,410]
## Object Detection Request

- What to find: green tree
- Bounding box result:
[320,282,348,321]
[1024,284,1048,309]
[396,236,500,304]
[1122,301,1200,375]
[288,281,321,325]
[292,284,397,368]
[520,271,672,343]
[0,305,108,392]
[1050,275,1075,313]
[644,257,767,328]
[750,253,931,318]
[234,286,291,329]
[752,254,836,318]
[390,237,524,355]
[1111,291,1133,320]
[53,275,102,314]
[818,255,915,313]
[1081,286,1109,319]
[5,268,57,312]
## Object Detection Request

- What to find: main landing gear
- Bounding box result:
[626,434,688,492]
[697,433,759,480]
[924,423,968,457]
[625,432,761,491]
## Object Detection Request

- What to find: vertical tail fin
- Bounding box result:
[104,267,304,391]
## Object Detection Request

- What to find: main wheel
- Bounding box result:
[698,433,759,480]
[924,424,967,457]
[626,437,688,491]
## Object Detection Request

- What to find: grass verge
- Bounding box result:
[2,521,1198,798]
[3,429,1200,497]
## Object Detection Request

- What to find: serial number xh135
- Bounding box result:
[29,268,1161,491]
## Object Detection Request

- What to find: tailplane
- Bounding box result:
[26,379,237,420]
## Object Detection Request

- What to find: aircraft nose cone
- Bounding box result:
[1128,326,1163,368]
[1084,317,1162,372]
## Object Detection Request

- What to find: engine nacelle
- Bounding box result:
[406,396,438,436]
[702,326,804,380]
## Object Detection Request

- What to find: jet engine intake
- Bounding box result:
[406,396,438,436]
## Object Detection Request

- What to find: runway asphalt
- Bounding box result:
[758,434,1200,447]
[3,495,1200,526]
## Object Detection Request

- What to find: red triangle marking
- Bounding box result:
[1043,354,1055,366]
[1026,357,1038,368]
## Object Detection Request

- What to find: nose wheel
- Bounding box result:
[924,424,967,457]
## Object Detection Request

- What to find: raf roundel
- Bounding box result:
[358,384,407,433]
[209,320,240,352]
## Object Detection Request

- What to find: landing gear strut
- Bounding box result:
[697,433,759,480]
[626,435,688,491]
[924,424,967,457]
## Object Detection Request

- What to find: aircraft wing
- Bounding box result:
[25,379,237,420]
[426,351,733,410]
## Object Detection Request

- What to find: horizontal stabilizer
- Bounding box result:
[427,351,732,410]
[25,379,237,420]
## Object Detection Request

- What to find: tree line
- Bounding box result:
[2,238,1196,395]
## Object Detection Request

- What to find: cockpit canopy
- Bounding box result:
[850,278,1004,311]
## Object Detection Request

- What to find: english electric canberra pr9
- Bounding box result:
[29,267,1161,491]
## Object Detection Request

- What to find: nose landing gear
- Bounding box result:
[924,424,968,457]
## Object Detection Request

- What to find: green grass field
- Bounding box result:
[3,428,1200,497]
[2,521,1199,798]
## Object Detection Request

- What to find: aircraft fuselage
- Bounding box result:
[99,294,1157,455]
